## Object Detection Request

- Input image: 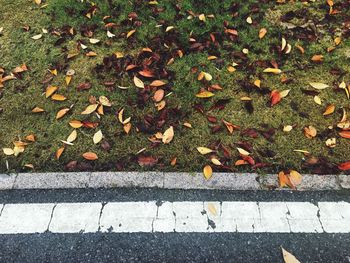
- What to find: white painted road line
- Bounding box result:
[0,201,349,234]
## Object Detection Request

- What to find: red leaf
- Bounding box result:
[270,90,281,106]
[338,161,350,171]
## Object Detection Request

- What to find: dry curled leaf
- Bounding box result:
[162,126,174,144]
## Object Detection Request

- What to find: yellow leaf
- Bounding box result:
[31,34,42,40]
[237,147,250,156]
[99,96,112,106]
[51,94,67,101]
[126,29,136,38]
[197,147,214,155]
[3,148,14,156]
[309,82,329,90]
[196,91,214,98]
[133,76,144,88]
[211,158,222,166]
[280,89,290,98]
[34,0,42,5]
[89,38,100,44]
[314,96,322,105]
[56,108,70,119]
[45,86,58,98]
[254,79,261,88]
[65,75,72,86]
[162,126,174,144]
[93,130,103,144]
[281,247,301,263]
[289,170,302,187]
[67,130,77,143]
[263,68,282,74]
[81,104,98,114]
[203,165,213,180]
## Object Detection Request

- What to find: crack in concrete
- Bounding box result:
[46,204,57,232]
[98,202,107,232]
[285,203,292,232]
[0,204,5,217]
[316,204,325,233]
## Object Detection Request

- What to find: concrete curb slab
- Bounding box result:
[0,172,349,191]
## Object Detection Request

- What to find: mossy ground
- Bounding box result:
[0,0,349,174]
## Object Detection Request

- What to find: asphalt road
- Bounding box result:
[0,188,349,262]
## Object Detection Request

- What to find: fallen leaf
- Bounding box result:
[56,108,70,119]
[67,130,77,143]
[69,120,83,128]
[93,130,103,144]
[153,89,165,102]
[304,126,317,139]
[270,90,282,106]
[3,148,14,156]
[309,82,329,90]
[196,90,214,98]
[339,131,350,139]
[338,161,350,171]
[263,68,282,74]
[51,94,67,101]
[82,152,98,161]
[45,86,58,98]
[197,147,214,155]
[281,247,301,263]
[133,76,144,88]
[203,165,213,180]
[323,104,335,115]
[162,126,174,144]
[259,28,267,39]
[81,104,98,114]
[56,147,65,160]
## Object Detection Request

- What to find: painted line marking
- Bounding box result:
[0,201,348,234]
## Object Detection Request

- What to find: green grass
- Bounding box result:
[0,0,349,174]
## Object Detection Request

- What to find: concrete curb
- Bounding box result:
[0,172,349,191]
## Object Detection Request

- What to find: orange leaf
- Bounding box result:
[150,80,166,87]
[56,147,65,160]
[323,104,335,116]
[82,152,98,161]
[338,161,350,171]
[203,165,213,180]
[153,89,165,102]
[278,171,293,189]
[69,120,83,128]
[339,131,350,139]
[56,108,70,119]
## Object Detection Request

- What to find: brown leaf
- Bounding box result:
[138,155,158,167]
[77,82,92,91]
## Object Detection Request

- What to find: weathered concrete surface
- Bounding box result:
[0,172,348,191]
